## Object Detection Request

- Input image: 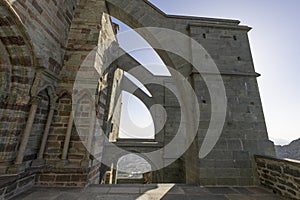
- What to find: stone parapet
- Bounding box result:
[255,155,300,199]
[0,170,37,200]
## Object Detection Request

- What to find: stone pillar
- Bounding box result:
[57,111,74,166]
[9,96,41,173]
[32,103,57,167]
[81,111,96,167]
[111,162,118,184]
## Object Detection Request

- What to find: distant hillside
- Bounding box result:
[117,154,151,178]
[275,138,300,160]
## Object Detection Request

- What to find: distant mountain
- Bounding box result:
[117,154,151,178]
[275,138,300,160]
[270,137,290,146]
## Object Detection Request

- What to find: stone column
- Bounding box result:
[111,163,118,184]
[32,103,57,167]
[57,111,74,166]
[81,111,96,167]
[9,96,41,173]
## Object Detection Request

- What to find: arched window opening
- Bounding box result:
[108,16,172,140]
[116,154,152,184]
[119,91,155,139]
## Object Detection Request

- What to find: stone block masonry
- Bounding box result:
[0,171,36,200]
[9,0,77,74]
[255,155,300,199]
[35,164,100,187]
[0,0,281,199]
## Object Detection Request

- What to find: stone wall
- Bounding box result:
[107,68,123,142]
[40,0,119,186]
[0,0,77,173]
[1,0,118,190]
[23,90,49,164]
[190,22,275,186]
[35,165,99,187]
[106,0,275,185]
[0,0,278,197]
[194,73,275,185]
[0,1,35,173]
[0,171,36,199]
[44,95,71,165]
[8,0,78,74]
[255,155,300,199]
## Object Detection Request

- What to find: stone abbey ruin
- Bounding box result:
[0,0,299,199]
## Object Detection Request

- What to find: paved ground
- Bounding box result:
[12,184,284,200]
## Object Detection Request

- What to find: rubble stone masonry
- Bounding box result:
[255,155,300,199]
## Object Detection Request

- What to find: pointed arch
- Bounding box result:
[0,0,36,104]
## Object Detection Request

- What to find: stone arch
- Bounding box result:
[111,150,162,183]
[116,153,151,183]
[0,0,35,104]
[106,0,188,75]
[36,85,57,106]
[65,89,96,165]
[74,89,94,103]
[7,0,80,76]
[57,0,192,183]
[0,0,275,190]
[57,89,73,100]
[23,88,51,163]
[0,0,36,173]
[44,89,73,165]
[56,0,200,184]
[0,39,11,101]
[106,0,170,29]
[116,91,155,140]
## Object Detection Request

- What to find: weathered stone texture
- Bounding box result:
[8,0,78,74]
[0,1,35,173]
[0,172,35,200]
[35,165,101,187]
[44,95,71,164]
[23,91,49,163]
[255,155,300,199]
[0,0,283,199]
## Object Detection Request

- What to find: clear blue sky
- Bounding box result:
[113,0,300,145]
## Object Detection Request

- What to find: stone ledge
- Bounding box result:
[188,23,251,31]
[255,155,300,167]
